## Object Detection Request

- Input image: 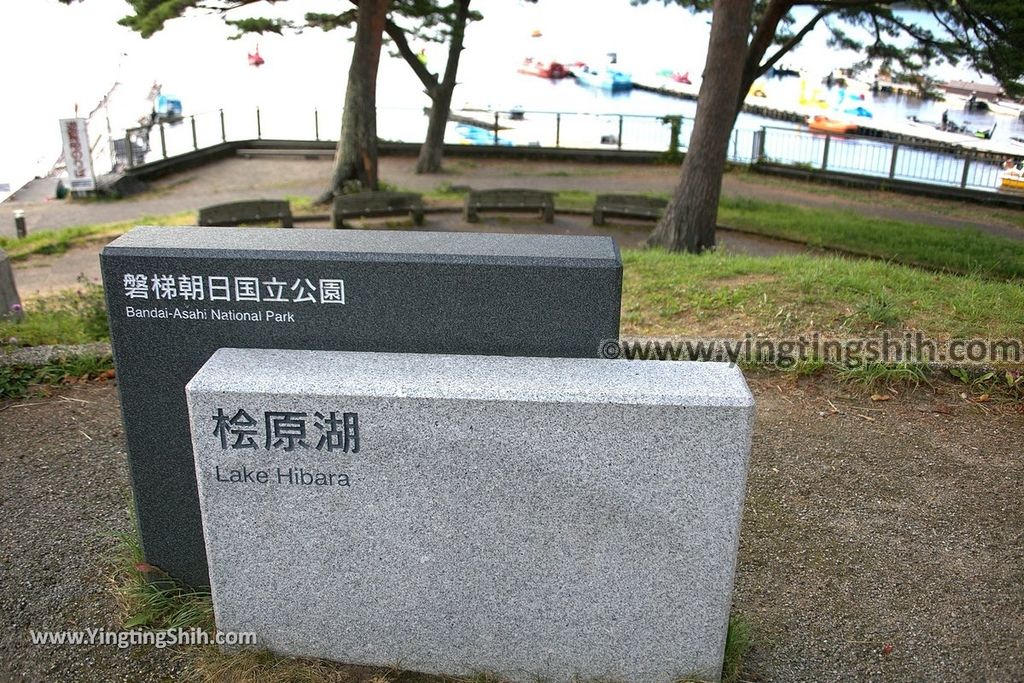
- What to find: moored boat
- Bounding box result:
[1001,174,1024,190]
[1000,160,1024,191]
[518,57,569,79]
[806,115,856,134]
[154,94,183,122]
[656,68,691,84]
[571,63,632,91]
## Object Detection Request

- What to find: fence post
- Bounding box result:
[315,109,320,141]
[617,115,623,150]
[159,122,167,158]
[256,107,262,140]
[888,143,900,179]
[960,155,972,188]
[13,210,26,239]
[493,112,499,146]
[190,115,198,150]
[754,126,766,162]
[126,132,135,168]
[220,109,226,142]
[821,134,831,170]
[555,113,561,148]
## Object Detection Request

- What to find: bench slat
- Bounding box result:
[592,194,667,226]
[198,200,293,228]
[331,192,425,229]
[465,189,555,223]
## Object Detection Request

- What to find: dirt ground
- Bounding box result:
[1,376,1021,682]
[2,154,1023,680]
[7,153,1021,297]
[4,155,1023,241]
[10,220,809,298]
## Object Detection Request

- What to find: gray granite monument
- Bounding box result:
[100,227,621,588]
[187,348,754,683]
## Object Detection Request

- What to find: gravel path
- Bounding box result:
[0,383,183,682]
[1,377,1021,681]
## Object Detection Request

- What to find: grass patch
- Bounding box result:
[412,182,1023,279]
[621,248,1024,340]
[283,194,318,214]
[0,211,194,261]
[718,196,1024,279]
[554,189,598,211]
[730,166,1024,232]
[721,615,752,683]
[0,354,113,399]
[3,249,1021,357]
[109,520,213,631]
[947,367,1024,402]
[0,279,108,348]
[834,361,932,389]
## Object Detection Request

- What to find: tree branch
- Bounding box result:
[385,17,439,93]
[437,0,471,90]
[755,9,828,80]
[743,0,793,80]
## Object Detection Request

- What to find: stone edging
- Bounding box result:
[0,342,113,368]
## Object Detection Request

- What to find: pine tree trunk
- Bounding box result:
[317,0,391,204]
[415,0,471,174]
[647,0,754,252]
[417,83,455,173]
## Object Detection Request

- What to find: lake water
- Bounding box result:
[1,0,1018,203]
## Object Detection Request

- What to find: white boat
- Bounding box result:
[571,63,632,91]
[943,92,1024,118]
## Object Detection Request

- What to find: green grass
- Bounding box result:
[729,166,1024,231]
[413,184,1024,278]
[718,196,1024,279]
[4,248,1021,357]
[109,519,214,631]
[721,615,752,683]
[947,367,1024,401]
[283,194,318,214]
[0,211,194,261]
[0,354,113,399]
[621,248,1024,340]
[0,280,109,349]
[835,361,932,389]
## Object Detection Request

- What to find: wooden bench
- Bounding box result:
[237,148,334,160]
[592,194,668,226]
[332,192,425,229]
[197,199,293,228]
[465,189,555,223]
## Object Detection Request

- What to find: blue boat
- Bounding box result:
[571,64,632,91]
[155,94,183,121]
[454,123,513,146]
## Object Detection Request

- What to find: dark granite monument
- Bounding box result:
[101,226,622,587]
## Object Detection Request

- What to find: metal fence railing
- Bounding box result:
[753,124,1003,191]
[115,105,1006,194]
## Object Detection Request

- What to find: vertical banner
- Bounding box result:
[59,118,96,191]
